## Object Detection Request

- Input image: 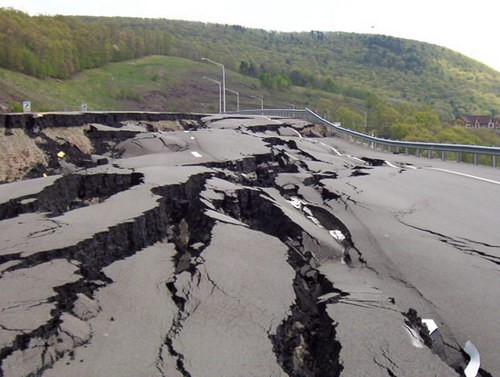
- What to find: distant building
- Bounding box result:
[458,115,500,129]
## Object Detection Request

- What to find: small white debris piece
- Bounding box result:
[422,319,438,335]
[307,216,324,229]
[302,206,313,216]
[329,230,346,242]
[288,197,303,209]
[404,325,425,348]
[57,151,66,159]
[20,198,37,205]
[464,341,480,377]
[191,151,202,158]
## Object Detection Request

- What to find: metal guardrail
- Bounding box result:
[235,108,500,167]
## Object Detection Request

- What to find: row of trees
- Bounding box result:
[0,8,172,78]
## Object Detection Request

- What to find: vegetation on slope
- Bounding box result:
[0,8,499,148]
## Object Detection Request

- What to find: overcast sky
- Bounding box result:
[1,0,499,71]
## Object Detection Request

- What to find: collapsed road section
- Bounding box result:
[0,113,497,376]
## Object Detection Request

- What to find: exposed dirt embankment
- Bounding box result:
[0,112,204,182]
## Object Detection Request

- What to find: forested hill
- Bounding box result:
[0,7,499,120]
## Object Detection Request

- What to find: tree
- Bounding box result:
[335,106,365,131]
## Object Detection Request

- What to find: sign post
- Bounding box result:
[22,101,31,113]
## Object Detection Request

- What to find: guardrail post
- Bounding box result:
[493,155,497,168]
[405,147,409,155]
[441,150,446,161]
[456,152,460,162]
[427,149,432,159]
[473,153,478,165]
[416,149,420,158]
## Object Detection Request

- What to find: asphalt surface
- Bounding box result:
[0,114,498,376]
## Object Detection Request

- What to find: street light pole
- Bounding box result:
[252,95,264,110]
[203,76,222,113]
[201,58,226,113]
[359,110,368,131]
[226,88,239,112]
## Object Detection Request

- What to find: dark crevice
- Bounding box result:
[263,137,320,163]
[211,187,344,377]
[164,337,192,377]
[457,237,500,249]
[24,130,97,179]
[373,357,397,377]
[361,157,386,166]
[304,203,366,266]
[151,175,218,377]
[399,221,500,266]
[0,172,143,220]
[84,125,142,157]
[403,309,466,374]
[0,172,213,376]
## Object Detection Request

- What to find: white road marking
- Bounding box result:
[191,151,203,158]
[464,341,480,377]
[404,165,418,170]
[291,129,303,138]
[190,136,195,140]
[320,142,342,156]
[384,160,399,168]
[319,142,365,164]
[346,155,365,164]
[261,116,282,124]
[404,325,425,348]
[429,168,500,185]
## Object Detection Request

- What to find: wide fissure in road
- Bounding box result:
[0,113,498,376]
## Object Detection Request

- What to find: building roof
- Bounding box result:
[459,115,500,125]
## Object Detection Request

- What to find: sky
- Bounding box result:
[1,0,499,71]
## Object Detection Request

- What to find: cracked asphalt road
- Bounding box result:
[0,114,498,376]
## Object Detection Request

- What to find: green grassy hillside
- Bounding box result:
[1,55,499,150]
[0,55,355,113]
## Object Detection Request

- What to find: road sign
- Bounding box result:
[22,101,31,112]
